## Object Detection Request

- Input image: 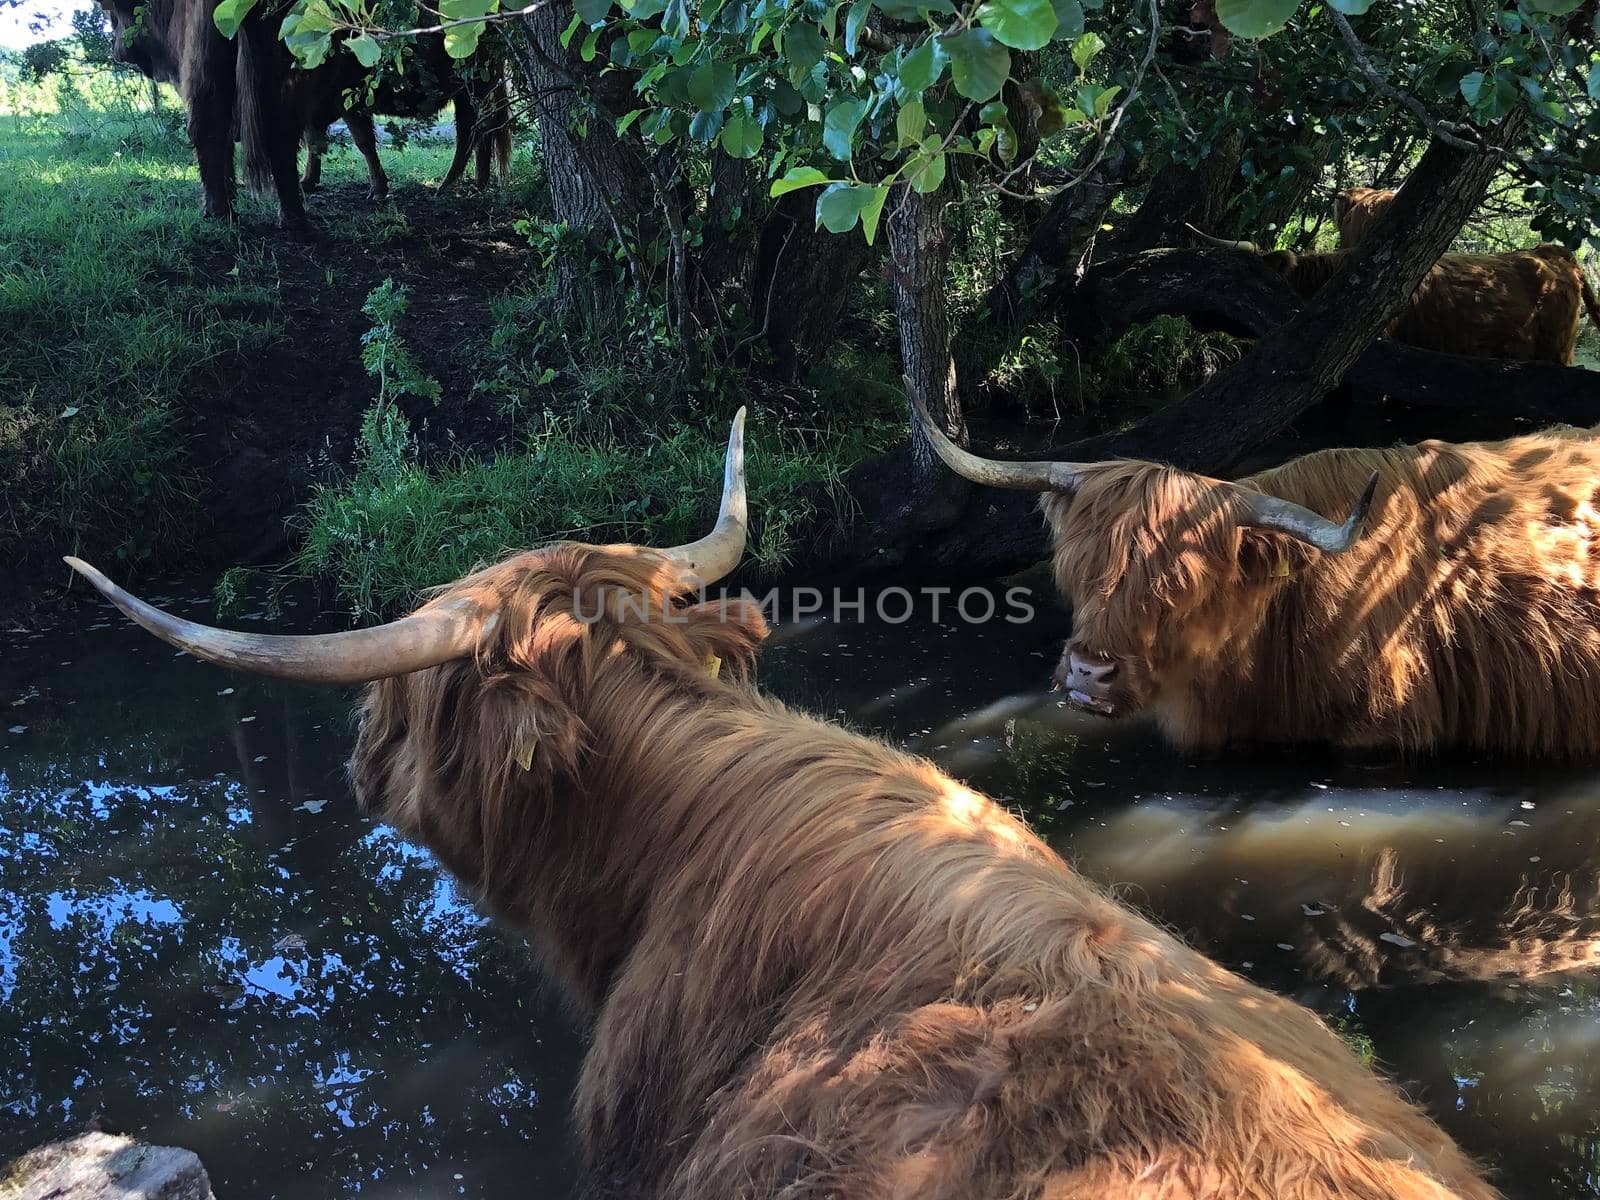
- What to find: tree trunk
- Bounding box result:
[699,150,758,316]
[1249,131,1335,247]
[749,192,875,378]
[977,142,1140,332]
[874,183,980,548]
[892,185,963,448]
[1055,113,1527,474]
[1107,128,1244,252]
[509,6,653,310]
[800,114,1541,581]
[1073,247,1600,424]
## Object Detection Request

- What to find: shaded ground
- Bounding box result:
[193,181,529,564]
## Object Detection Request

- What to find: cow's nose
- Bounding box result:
[1069,653,1118,687]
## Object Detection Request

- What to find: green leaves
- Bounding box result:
[976,0,1058,50]
[1051,0,1084,38]
[844,1,871,54]
[1326,0,1374,12]
[822,97,866,160]
[575,0,612,22]
[816,182,888,241]
[898,36,948,94]
[1213,0,1299,39]
[346,32,380,66]
[1459,69,1520,118]
[720,104,764,157]
[942,28,1010,101]
[783,23,826,76]
[211,0,258,38]
[906,141,947,192]
[279,0,333,67]
[770,166,835,196]
[1069,30,1103,70]
[896,97,926,147]
[439,0,498,58]
[687,60,736,111]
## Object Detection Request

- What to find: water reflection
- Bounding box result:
[3,583,1599,1198]
[0,593,582,1197]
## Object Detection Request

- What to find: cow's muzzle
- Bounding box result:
[1053,652,1120,717]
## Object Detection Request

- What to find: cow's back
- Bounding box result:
[1385,247,1581,363]
[1239,429,1600,753]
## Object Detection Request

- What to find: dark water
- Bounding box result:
[4,582,1599,1197]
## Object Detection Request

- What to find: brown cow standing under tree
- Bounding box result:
[71,416,1497,1199]
[298,42,512,201]
[916,396,1600,756]
[1190,225,1600,364]
[95,0,267,221]
[96,0,507,226]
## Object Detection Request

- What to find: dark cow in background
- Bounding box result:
[1334,186,1396,248]
[68,416,1497,1199]
[299,42,512,201]
[1191,225,1600,364]
[98,0,510,225]
[97,0,257,220]
[916,396,1600,756]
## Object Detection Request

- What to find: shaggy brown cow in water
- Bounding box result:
[1334,186,1396,248]
[71,417,1494,1199]
[1190,226,1600,364]
[917,399,1600,756]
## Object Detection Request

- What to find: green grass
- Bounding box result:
[0,68,267,565]
[0,64,544,581]
[294,400,899,621]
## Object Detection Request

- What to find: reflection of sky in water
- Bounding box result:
[2,584,1599,1198]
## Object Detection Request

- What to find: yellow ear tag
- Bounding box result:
[515,734,538,772]
[704,654,722,679]
[1271,552,1291,579]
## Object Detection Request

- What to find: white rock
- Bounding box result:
[1,1133,213,1200]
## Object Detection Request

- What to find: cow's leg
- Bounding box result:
[180,1,237,219]
[439,91,476,192]
[237,18,309,232]
[188,91,236,218]
[300,123,326,192]
[269,114,309,231]
[473,90,493,187]
[346,109,389,201]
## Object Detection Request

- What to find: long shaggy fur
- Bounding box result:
[1333,187,1395,248]
[1260,243,1600,364]
[1044,424,1600,754]
[352,543,1496,1199]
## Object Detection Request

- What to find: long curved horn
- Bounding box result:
[63,556,495,685]
[1236,470,1379,553]
[1185,222,1261,252]
[66,410,750,681]
[657,407,748,585]
[909,388,1092,493]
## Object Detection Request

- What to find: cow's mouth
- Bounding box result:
[1066,689,1117,717]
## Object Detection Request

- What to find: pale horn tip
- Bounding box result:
[722,406,748,528]
[64,555,110,593]
[1344,470,1381,536]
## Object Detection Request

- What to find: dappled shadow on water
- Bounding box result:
[4,582,1599,1198]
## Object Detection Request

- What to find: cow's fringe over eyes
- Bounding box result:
[349,542,1496,1199]
[1046,425,1600,753]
